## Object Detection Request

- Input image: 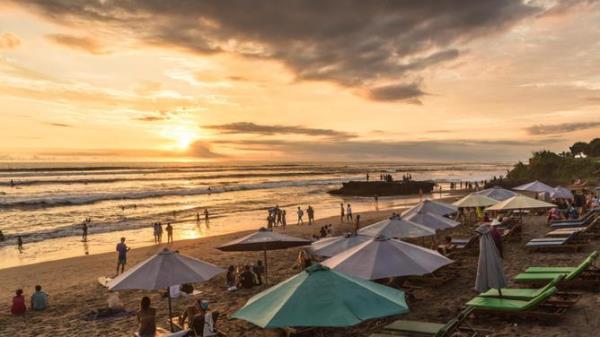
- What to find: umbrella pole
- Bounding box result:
[264,249,269,286]
[168,289,174,332]
[498,288,503,297]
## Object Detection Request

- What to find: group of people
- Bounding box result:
[152,222,174,244]
[339,203,353,223]
[296,205,315,225]
[225,262,265,291]
[10,285,49,316]
[380,173,394,182]
[266,206,286,229]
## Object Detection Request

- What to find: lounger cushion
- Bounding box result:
[384,320,444,334]
[467,287,556,311]
[514,272,568,282]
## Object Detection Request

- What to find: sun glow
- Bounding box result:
[160,125,198,150]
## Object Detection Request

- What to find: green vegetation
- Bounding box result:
[495,138,600,187]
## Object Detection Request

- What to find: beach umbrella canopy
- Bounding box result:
[551,186,574,200]
[452,193,498,208]
[217,227,311,284]
[485,195,555,211]
[108,248,225,331]
[474,225,507,294]
[476,186,518,201]
[402,199,458,217]
[513,180,555,194]
[404,210,460,231]
[358,214,435,238]
[321,236,453,280]
[231,264,408,328]
[309,233,371,258]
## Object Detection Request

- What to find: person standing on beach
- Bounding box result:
[158,223,163,243]
[204,208,209,225]
[153,223,159,243]
[297,207,304,225]
[196,212,200,224]
[116,237,130,275]
[354,214,361,233]
[166,223,173,244]
[340,203,345,223]
[346,204,353,222]
[281,210,287,229]
[82,221,88,242]
[307,206,314,225]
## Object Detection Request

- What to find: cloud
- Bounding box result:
[17,0,584,103]
[135,115,168,122]
[214,138,561,162]
[204,122,356,139]
[44,122,72,128]
[525,121,600,135]
[0,32,21,49]
[185,141,225,158]
[366,82,426,103]
[46,34,108,54]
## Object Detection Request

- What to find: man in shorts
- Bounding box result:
[116,237,130,275]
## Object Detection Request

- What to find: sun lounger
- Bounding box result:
[466,287,574,321]
[550,211,598,228]
[369,307,479,337]
[524,251,598,274]
[479,276,563,301]
[525,233,586,252]
[514,252,600,290]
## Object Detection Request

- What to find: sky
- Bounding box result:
[1,0,599,163]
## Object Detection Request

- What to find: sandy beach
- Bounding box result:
[1,197,599,337]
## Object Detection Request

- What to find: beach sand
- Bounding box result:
[1,200,599,337]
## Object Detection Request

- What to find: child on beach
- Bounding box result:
[11,289,26,315]
[30,285,48,311]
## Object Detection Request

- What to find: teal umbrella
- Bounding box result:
[232,264,408,328]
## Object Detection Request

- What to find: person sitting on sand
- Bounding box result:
[11,289,26,315]
[30,285,48,311]
[437,236,456,256]
[190,300,219,337]
[225,265,237,291]
[319,226,327,238]
[296,249,312,270]
[180,300,200,329]
[239,265,256,289]
[136,297,156,337]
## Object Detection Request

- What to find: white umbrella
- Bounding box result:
[404,210,460,231]
[310,233,371,257]
[108,248,225,331]
[402,200,457,217]
[485,195,555,211]
[358,214,434,239]
[513,180,554,194]
[452,193,498,208]
[476,186,518,201]
[551,186,574,200]
[474,225,507,295]
[322,235,453,280]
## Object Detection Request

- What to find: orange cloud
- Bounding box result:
[0,32,21,49]
[46,34,108,54]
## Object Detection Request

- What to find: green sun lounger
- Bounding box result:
[467,287,557,311]
[369,307,474,337]
[524,251,597,274]
[515,251,598,283]
[479,276,562,300]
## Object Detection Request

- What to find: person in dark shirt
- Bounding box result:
[239,265,256,289]
[116,237,130,275]
[253,261,265,286]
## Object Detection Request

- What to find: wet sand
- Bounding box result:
[1,198,599,337]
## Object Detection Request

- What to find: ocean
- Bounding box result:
[0,162,511,269]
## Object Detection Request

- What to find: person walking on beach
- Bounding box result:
[307,206,314,225]
[354,214,361,234]
[116,237,130,275]
[340,203,345,223]
[297,207,304,225]
[281,210,287,229]
[152,223,159,243]
[346,204,353,222]
[166,223,173,244]
[82,221,88,242]
[17,235,23,252]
